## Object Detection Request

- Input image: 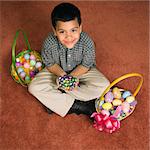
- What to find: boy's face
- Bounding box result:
[53,18,82,49]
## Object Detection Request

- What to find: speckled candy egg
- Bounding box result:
[104,91,114,102]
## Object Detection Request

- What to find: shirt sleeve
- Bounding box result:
[81,34,96,68]
[41,35,55,67]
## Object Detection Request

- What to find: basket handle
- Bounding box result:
[11,29,31,87]
[12,29,31,65]
[100,73,143,99]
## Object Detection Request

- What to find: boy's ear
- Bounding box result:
[52,26,57,36]
[79,24,82,33]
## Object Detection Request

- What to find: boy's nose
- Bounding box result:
[65,32,72,39]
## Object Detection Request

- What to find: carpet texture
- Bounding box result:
[0,1,149,150]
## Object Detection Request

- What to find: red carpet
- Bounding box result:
[0,1,149,150]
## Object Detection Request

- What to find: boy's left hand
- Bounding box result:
[56,75,79,91]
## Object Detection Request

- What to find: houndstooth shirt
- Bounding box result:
[41,32,96,73]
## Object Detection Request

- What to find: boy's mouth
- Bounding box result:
[63,39,77,45]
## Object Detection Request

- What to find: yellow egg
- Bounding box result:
[102,103,112,110]
[112,87,121,99]
[112,99,122,106]
[126,96,135,103]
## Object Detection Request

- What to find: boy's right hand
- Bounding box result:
[56,75,79,91]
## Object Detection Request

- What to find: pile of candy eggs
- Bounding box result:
[15,51,43,84]
[95,87,137,121]
[58,75,79,91]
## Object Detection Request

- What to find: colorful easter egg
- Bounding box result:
[112,87,121,99]
[17,67,23,74]
[24,53,30,60]
[30,60,36,66]
[102,103,112,110]
[29,71,35,78]
[25,76,30,81]
[112,99,122,106]
[104,91,114,102]
[20,71,26,78]
[35,62,42,68]
[16,62,22,67]
[30,54,36,60]
[16,58,20,62]
[122,91,131,99]
[24,62,30,68]
[126,96,135,103]
[122,102,130,113]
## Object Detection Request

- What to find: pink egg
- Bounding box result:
[105,91,114,102]
[113,106,122,118]
[30,55,36,60]
[20,71,26,78]
[24,62,30,68]
[122,102,130,113]
[16,62,22,67]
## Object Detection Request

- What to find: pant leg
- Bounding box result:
[28,68,75,117]
[66,67,110,101]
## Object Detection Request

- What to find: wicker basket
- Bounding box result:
[10,29,45,87]
[95,73,143,121]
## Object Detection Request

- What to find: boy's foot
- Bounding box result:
[68,99,96,116]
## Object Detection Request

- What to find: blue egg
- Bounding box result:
[122,91,131,99]
[24,53,30,60]
[17,67,24,74]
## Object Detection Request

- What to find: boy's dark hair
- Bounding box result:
[51,2,81,29]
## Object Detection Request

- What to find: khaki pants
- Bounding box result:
[28,67,110,117]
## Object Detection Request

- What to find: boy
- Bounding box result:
[28,2,110,117]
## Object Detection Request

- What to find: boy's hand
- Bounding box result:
[56,75,79,91]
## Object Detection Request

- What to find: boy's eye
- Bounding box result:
[71,29,77,32]
[59,31,65,34]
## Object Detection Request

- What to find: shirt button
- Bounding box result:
[68,54,71,57]
[68,64,71,67]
